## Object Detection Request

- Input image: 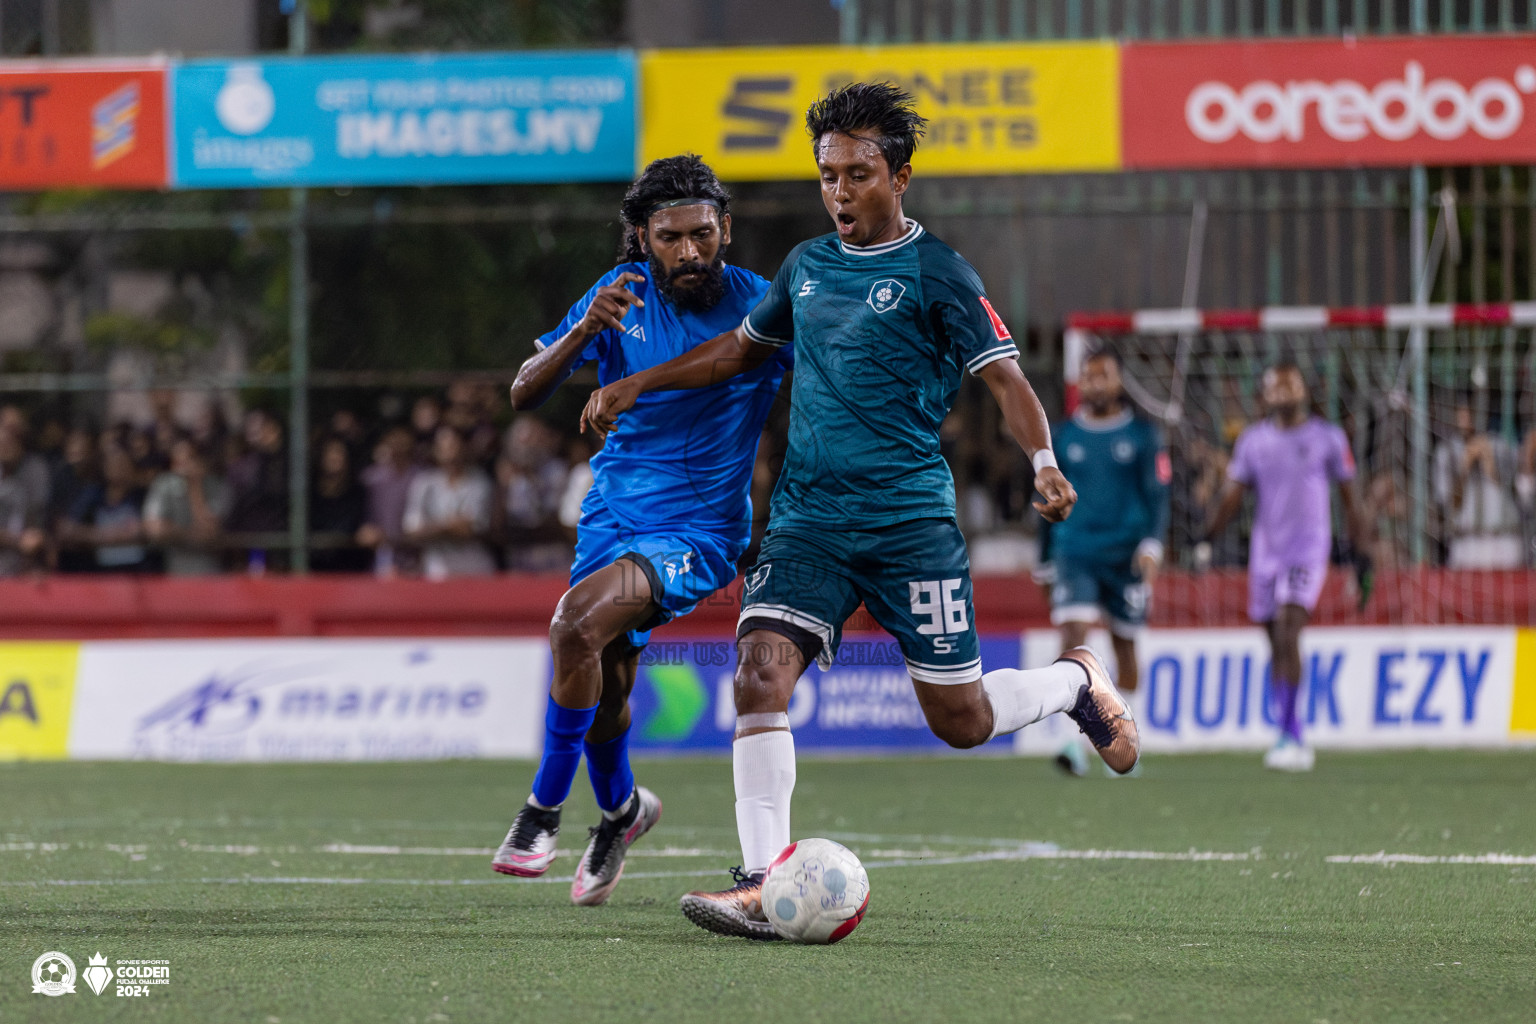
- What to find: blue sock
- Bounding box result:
[530,697,598,809]
[585,727,635,814]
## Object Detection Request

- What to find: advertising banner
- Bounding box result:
[0,643,80,761]
[170,51,635,188]
[1020,626,1521,753]
[621,633,1022,753]
[0,62,166,188]
[68,639,549,762]
[1514,629,1536,738]
[640,42,1119,180]
[1122,35,1536,169]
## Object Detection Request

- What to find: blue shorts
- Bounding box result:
[1050,559,1150,639]
[737,518,981,685]
[570,492,742,649]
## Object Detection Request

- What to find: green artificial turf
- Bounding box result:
[2,752,1534,1023]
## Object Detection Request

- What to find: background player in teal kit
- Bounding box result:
[584,84,1141,939]
[492,156,791,906]
[1037,347,1170,775]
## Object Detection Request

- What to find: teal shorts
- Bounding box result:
[737,518,981,685]
[1050,559,1150,638]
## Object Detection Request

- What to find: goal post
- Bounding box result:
[1061,303,1536,627]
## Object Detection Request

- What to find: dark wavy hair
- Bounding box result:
[805,82,927,174]
[617,155,732,264]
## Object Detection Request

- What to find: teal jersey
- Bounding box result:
[1041,409,1171,568]
[743,221,1020,529]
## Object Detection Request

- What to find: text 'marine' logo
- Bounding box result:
[866,279,905,314]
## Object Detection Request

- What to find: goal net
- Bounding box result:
[1062,303,1536,628]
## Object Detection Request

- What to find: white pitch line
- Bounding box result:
[317,843,729,859]
[1327,852,1536,866]
[0,846,1260,887]
[6,846,1532,888]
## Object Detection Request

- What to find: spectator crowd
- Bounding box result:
[0,383,593,579]
[1,381,1534,578]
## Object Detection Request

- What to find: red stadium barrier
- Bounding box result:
[0,570,1528,640]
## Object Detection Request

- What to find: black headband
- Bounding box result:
[645,197,722,219]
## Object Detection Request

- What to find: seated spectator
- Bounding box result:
[327,408,368,464]
[146,388,181,463]
[58,445,151,573]
[309,435,371,573]
[1432,401,1523,568]
[410,395,443,466]
[402,425,494,579]
[123,423,167,488]
[557,435,596,547]
[188,399,230,459]
[0,424,49,576]
[143,437,231,575]
[445,380,500,470]
[497,415,571,571]
[357,425,420,576]
[227,409,290,571]
[49,426,101,571]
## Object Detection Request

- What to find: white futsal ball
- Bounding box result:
[761,838,871,944]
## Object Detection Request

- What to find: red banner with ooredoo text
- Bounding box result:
[0,61,167,188]
[1122,35,1536,169]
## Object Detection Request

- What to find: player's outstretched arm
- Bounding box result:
[579,325,774,438]
[509,272,646,411]
[977,358,1076,523]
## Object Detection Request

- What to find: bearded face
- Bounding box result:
[649,252,728,313]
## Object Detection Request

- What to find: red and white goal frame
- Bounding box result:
[1063,301,1536,413]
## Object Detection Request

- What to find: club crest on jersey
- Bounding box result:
[745,564,771,592]
[866,279,905,315]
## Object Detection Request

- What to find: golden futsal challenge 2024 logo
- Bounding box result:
[30,951,171,997]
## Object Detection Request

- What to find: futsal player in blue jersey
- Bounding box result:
[1037,346,1170,776]
[491,156,791,906]
[585,85,1141,938]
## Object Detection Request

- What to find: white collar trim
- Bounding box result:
[838,219,923,256]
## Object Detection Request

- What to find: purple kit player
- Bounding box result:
[1198,362,1368,771]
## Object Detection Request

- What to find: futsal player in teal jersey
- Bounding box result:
[584,83,1141,939]
[1037,347,1170,776]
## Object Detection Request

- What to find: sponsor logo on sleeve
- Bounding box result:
[978,296,1012,340]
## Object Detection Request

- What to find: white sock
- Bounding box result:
[983,663,1085,741]
[733,730,796,874]
[600,791,635,822]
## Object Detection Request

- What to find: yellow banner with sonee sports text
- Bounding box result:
[639,42,1120,181]
[0,642,80,760]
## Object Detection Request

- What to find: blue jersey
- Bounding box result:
[742,221,1019,529]
[1041,408,1170,568]
[538,262,790,548]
